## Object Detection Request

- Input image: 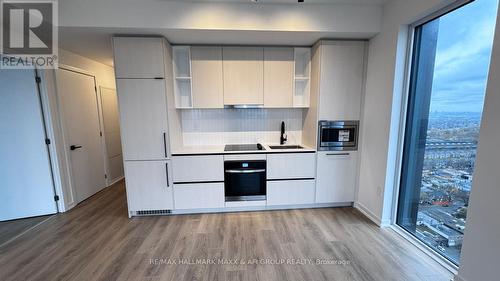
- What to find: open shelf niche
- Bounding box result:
[293,47,311,108]
[173,46,193,108]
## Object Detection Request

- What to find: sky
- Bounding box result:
[429,0,499,113]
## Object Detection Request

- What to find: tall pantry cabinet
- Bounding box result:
[113,37,174,216]
[309,40,367,204]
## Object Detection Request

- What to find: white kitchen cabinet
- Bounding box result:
[116,79,169,161]
[267,153,316,180]
[293,48,311,107]
[113,37,166,79]
[223,47,264,105]
[267,179,315,206]
[318,41,366,120]
[172,155,224,183]
[173,183,224,209]
[315,151,358,203]
[264,47,294,108]
[124,160,173,212]
[191,46,224,108]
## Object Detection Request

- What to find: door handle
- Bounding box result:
[70,145,82,151]
[326,153,350,156]
[225,169,266,174]
[165,162,170,187]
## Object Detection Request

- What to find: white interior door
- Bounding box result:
[56,68,105,204]
[100,87,124,183]
[0,69,58,221]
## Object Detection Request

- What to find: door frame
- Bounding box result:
[47,64,108,211]
[36,68,66,213]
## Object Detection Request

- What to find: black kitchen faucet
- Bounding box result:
[280,121,287,145]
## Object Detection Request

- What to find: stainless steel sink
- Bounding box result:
[268,145,304,149]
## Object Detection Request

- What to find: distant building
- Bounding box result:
[417,210,464,247]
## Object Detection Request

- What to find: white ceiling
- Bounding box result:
[58,0,386,66]
[162,0,388,4]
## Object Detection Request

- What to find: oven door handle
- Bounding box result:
[225,169,266,174]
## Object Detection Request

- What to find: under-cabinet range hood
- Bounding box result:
[224,104,264,109]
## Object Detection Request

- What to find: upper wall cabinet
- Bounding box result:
[113,37,166,79]
[293,48,311,107]
[263,47,294,108]
[191,46,224,108]
[318,41,366,120]
[170,45,311,109]
[223,47,264,105]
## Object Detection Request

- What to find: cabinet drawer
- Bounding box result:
[267,180,315,206]
[267,153,316,179]
[172,155,224,182]
[173,183,224,209]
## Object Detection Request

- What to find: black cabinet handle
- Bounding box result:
[165,162,170,187]
[163,132,168,158]
[70,145,82,151]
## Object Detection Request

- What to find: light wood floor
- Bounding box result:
[0,180,452,281]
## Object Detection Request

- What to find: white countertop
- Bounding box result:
[171,143,316,155]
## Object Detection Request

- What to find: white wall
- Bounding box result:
[180,108,303,146]
[355,0,452,225]
[455,6,500,281]
[59,0,382,34]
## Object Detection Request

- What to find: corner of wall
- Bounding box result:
[353,202,383,226]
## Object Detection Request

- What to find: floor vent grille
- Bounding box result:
[136,209,172,216]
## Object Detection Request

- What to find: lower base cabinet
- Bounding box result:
[173,183,224,209]
[124,160,174,212]
[267,179,315,206]
[315,151,358,203]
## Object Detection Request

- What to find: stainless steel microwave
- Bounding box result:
[318,120,359,151]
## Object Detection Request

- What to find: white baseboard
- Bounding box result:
[132,202,353,216]
[380,218,391,227]
[354,202,384,226]
[107,176,124,187]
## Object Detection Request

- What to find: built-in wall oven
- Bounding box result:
[318,120,359,151]
[224,160,266,201]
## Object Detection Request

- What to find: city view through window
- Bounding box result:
[397,0,498,265]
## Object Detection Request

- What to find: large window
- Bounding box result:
[397,0,498,265]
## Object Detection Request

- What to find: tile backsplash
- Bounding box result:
[181,108,304,146]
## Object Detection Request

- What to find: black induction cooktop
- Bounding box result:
[224,143,265,152]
